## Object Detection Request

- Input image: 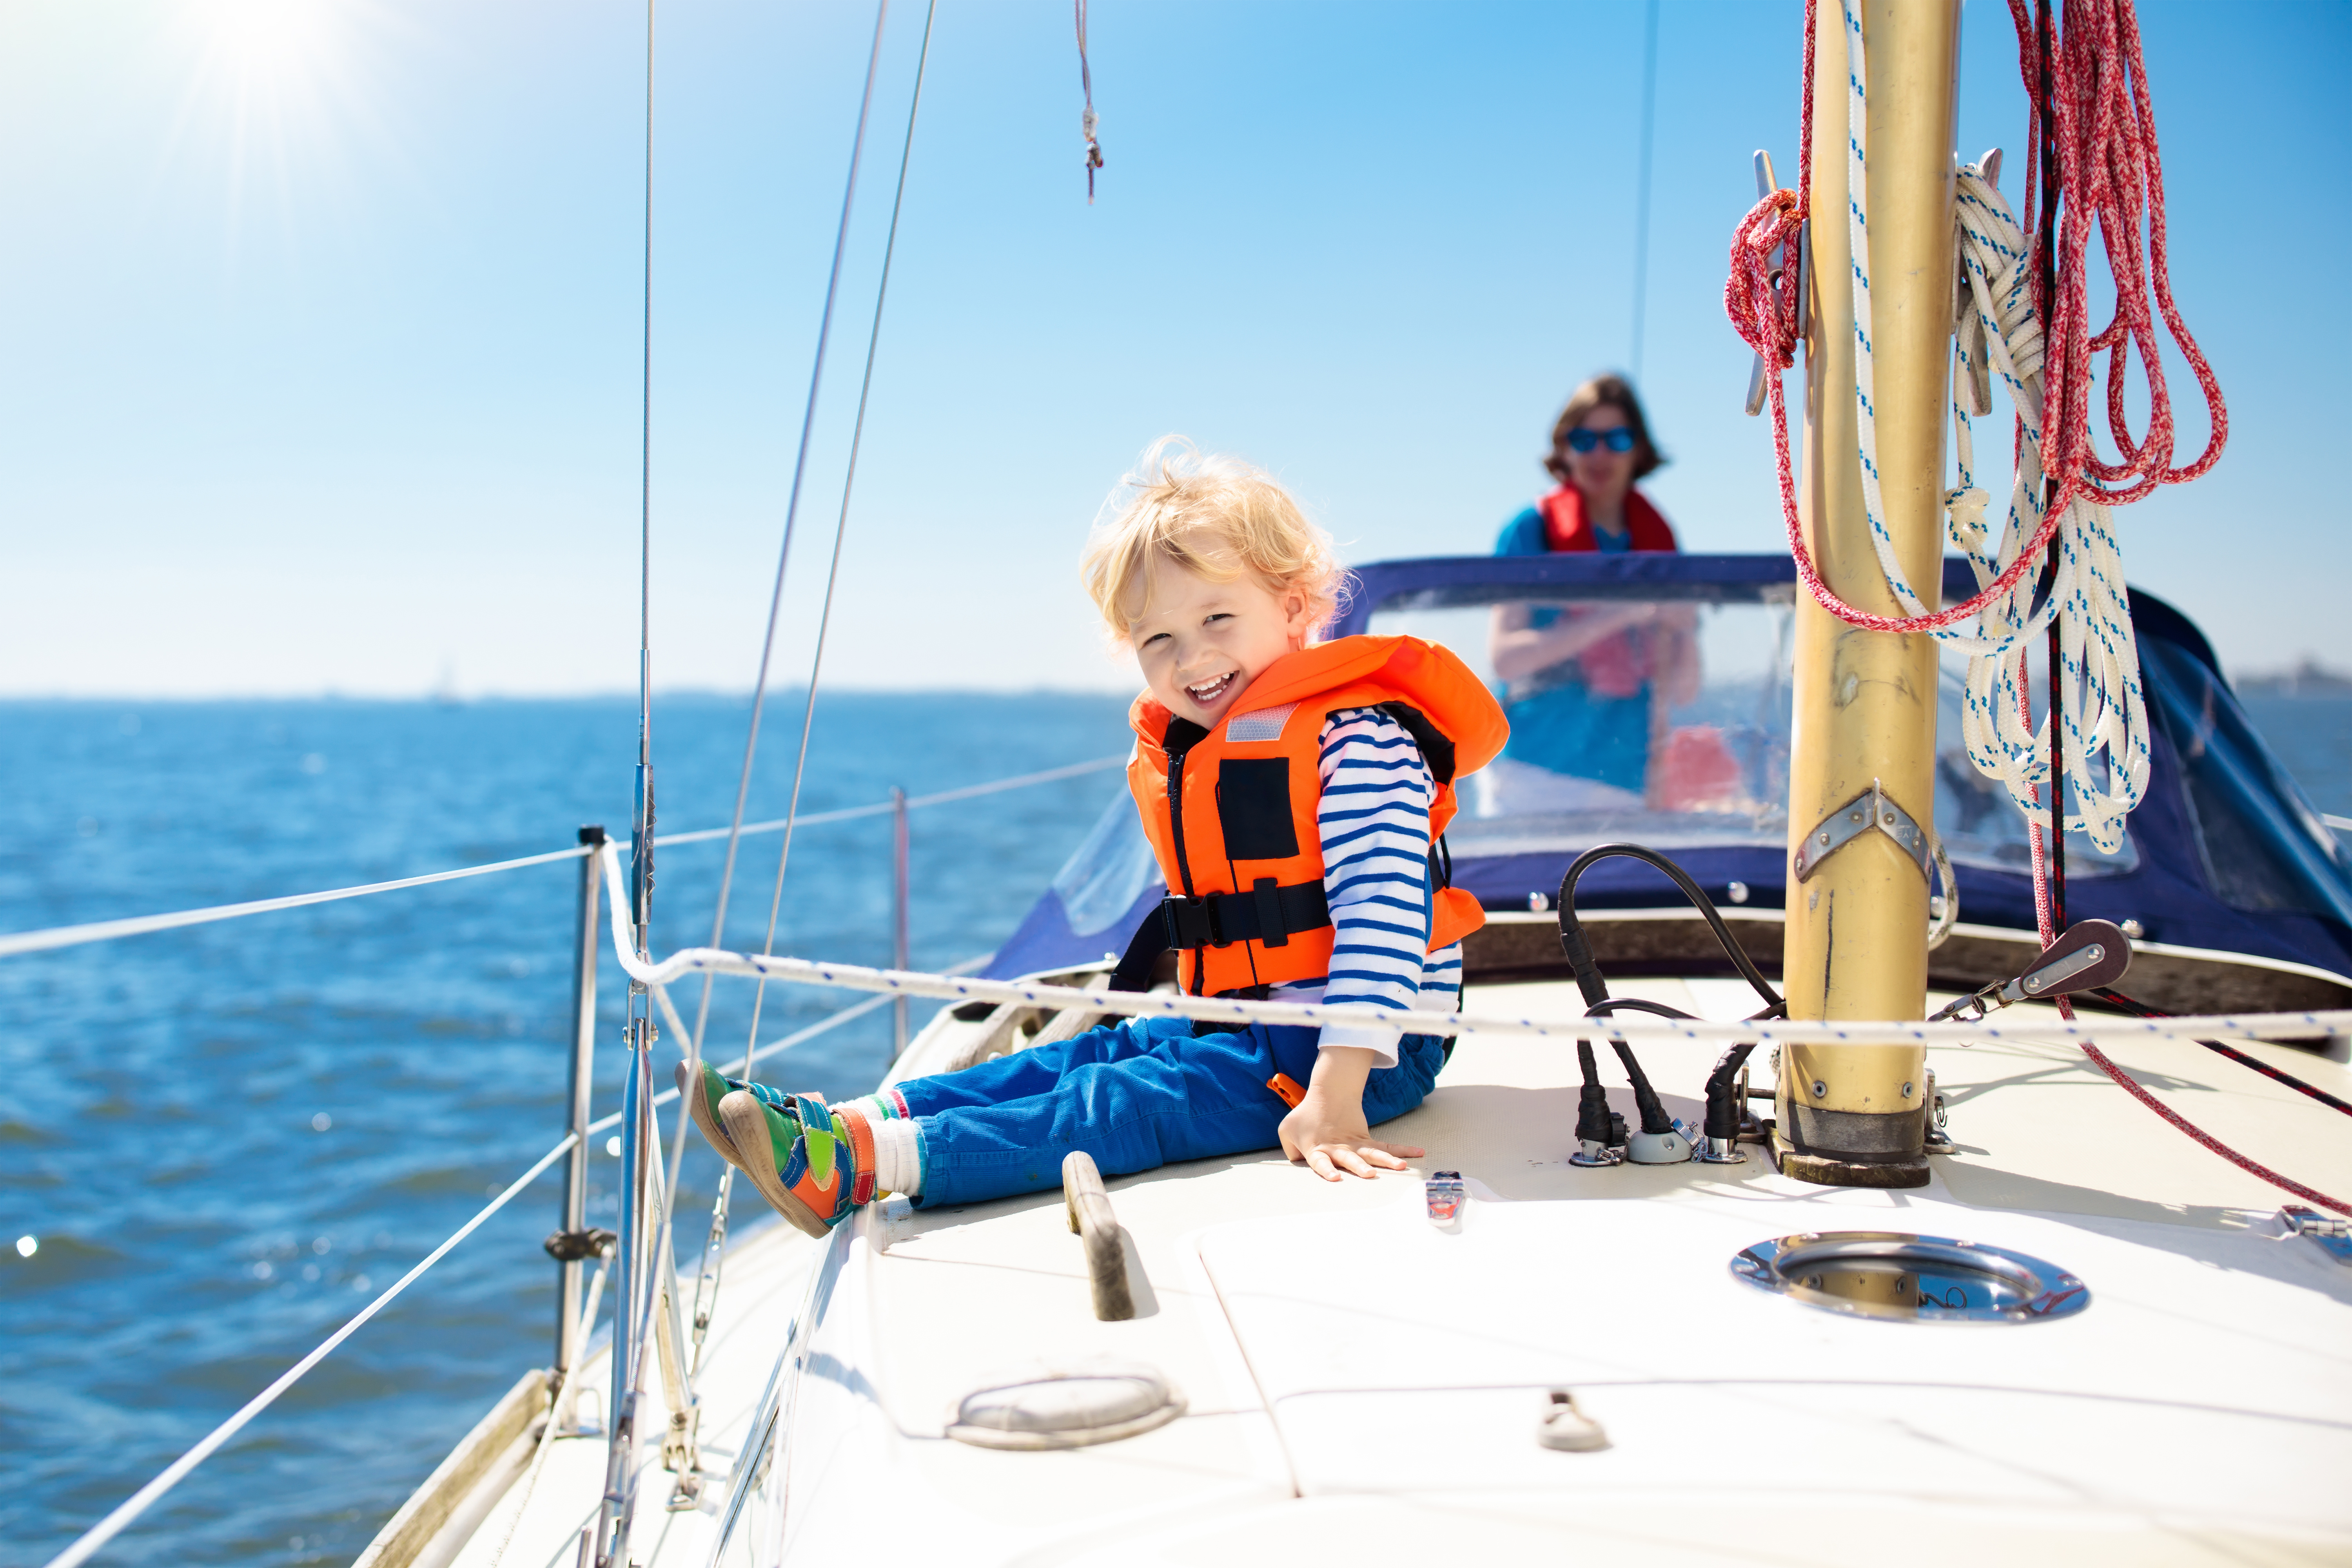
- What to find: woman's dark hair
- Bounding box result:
[1543,373,1666,483]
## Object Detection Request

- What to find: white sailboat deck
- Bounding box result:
[421,969,2352,1568]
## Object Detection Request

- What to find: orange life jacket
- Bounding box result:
[1124,634,1509,998]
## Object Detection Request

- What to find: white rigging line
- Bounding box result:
[689,0,897,1063]
[673,0,942,1380]
[0,757,1123,964]
[1627,0,1661,382]
[740,0,938,1065]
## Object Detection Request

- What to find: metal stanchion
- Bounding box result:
[596,1020,652,1568]
[555,826,606,1386]
[892,787,909,1054]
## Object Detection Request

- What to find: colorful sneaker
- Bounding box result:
[675,1060,797,1174]
[719,1090,866,1240]
[677,1060,744,1171]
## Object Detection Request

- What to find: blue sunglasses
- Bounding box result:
[1565,426,1637,455]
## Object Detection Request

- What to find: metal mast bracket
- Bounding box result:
[1793,778,1933,885]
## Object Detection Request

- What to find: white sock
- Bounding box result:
[870,1114,924,1198]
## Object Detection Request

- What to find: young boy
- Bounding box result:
[681,441,1507,1237]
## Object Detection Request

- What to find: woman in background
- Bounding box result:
[1488,374,1697,806]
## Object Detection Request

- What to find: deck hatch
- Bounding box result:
[1730,1231,2089,1323]
[944,1359,1186,1450]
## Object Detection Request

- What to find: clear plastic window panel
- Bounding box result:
[1367,591,1795,857]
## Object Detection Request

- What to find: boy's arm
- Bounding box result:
[1283,707,1440,1180]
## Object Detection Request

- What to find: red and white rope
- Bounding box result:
[1725,0,2224,854]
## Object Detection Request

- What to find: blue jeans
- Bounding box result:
[897,1015,1445,1209]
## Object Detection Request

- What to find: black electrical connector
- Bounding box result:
[1609,1040,1676,1137]
[1555,845,1783,1167]
[1702,1044,1757,1142]
[1574,1041,1615,1147]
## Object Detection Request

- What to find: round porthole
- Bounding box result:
[945,1360,1186,1450]
[1730,1231,2088,1323]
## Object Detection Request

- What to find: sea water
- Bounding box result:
[0,692,1131,1566]
[5,691,2348,1566]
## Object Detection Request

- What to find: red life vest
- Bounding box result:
[1537,484,1678,553]
[1125,635,1508,998]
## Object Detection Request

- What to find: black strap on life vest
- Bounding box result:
[1106,911,1167,994]
[1102,880,1332,994]
[1374,701,1456,783]
[1158,877,1330,951]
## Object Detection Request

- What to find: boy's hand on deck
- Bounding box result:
[1279,1045,1424,1181]
[1279,1115,1423,1179]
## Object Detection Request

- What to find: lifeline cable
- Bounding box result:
[601,840,2352,1217]
[38,1136,581,1568]
[597,842,2352,1055]
[0,757,1123,964]
[2089,987,2352,1120]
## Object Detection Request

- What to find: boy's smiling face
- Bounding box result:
[1129,551,1314,729]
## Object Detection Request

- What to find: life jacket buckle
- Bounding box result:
[1160,895,1221,950]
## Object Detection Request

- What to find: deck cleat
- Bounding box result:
[1537,1388,1609,1452]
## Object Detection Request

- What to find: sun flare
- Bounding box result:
[199,0,338,89]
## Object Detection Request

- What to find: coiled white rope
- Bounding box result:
[1839,0,2148,853]
[597,844,2352,1052]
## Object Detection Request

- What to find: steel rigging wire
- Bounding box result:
[688,0,896,1066]
[673,0,943,1395]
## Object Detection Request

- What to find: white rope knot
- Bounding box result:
[1943,485,1991,547]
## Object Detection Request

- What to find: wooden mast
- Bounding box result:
[1777,0,1961,1188]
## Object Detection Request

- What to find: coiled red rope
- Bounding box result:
[1723,0,2227,638]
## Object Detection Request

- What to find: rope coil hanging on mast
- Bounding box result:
[1725,0,2226,855]
[1717,0,2352,1225]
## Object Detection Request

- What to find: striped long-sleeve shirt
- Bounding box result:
[1266,706,1461,1068]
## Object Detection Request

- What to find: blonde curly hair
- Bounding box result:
[1081,437,1342,639]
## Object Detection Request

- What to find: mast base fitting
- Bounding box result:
[1775,1148,1932,1189]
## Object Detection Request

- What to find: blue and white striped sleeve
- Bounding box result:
[1313,707,1439,1068]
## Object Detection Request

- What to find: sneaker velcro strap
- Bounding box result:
[837,1103,878,1206]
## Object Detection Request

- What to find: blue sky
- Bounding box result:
[3,0,2344,697]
